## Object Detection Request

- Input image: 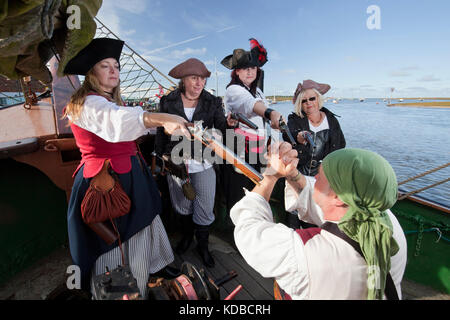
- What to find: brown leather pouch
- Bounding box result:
[81,160,131,225]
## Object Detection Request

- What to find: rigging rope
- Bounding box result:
[398,177,450,200]
[398,162,449,185]
[397,162,449,200]
[94,18,176,104]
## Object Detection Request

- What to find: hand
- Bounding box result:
[263,141,298,178]
[296,131,307,145]
[161,114,192,138]
[269,110,284,130]
[226,112,238,127]
[144,112,191,137]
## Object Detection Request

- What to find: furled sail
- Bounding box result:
[0,0,102,83]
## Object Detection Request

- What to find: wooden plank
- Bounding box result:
[178,247,253,300]
[210,250,254,300]
[169,235,232,298]
[214,250,273,300]
[168,233,273,300]
[228,251,275,297]
[169,232,255,300]
[0,99,56,143]
[178,248,232,299]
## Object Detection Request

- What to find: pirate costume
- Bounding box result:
[284,80,346,177]
[221,40,271,214]
[64,38,175,298]
[155,58,229,268]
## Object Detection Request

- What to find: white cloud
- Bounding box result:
[96,1,147,38]
[282,68,296,74]
[145,35,206,55]
[180,9,237,35]
[216,25,239,33]
[388,66,420,78]
[113,0,148,14]
[122,29,136,37]
[389,70,411,77]
[418,75,441,82]
[140,54,171,64]
[172,47,207,59]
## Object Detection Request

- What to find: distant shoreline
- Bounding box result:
[259,96,450,108]
[387,101,450,108]
[389,97,450,100]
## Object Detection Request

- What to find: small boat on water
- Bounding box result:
[0,3,448,300]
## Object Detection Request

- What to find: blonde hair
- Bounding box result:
[293,88,324,118]
[63,68,123,120]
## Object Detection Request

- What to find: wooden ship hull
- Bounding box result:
[0,57,81,286]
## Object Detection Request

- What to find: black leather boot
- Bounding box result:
[194,223,215,268]
[149,265,181,280]
[175,214,194,255]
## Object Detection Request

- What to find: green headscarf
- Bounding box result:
[322,148,399,300]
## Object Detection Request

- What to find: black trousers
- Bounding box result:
[222,164,259,214]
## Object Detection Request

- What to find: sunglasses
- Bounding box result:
[301,96,317,104]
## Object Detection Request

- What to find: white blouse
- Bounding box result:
[230,179,407,299]
[223,84,268,136]
[68,95,152,143]
[183,107,212,173]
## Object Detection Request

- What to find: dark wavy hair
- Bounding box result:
[226,67,261,97]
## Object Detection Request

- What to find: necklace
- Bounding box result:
[182,93,199,101]
[309,112,323,126]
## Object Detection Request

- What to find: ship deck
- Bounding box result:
[170,233,274,300]
[0,231,449,300]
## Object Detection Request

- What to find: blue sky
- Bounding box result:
[97,0,450,98]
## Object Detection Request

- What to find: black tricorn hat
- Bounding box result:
[63,38,124,75]
[221,49,260,70]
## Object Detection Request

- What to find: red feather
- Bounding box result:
[249,38,267,65]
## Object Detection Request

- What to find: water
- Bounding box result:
[272,99,450,208]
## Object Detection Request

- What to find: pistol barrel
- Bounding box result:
[279,117,297,147]
[231,112,258,130]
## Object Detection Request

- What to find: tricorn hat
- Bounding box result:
[220,49,260,70]
[63,38,124,75]
[221,38,268,70]
[293,80,331,103]
[168,58,211,79]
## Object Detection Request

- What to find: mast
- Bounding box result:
[215,57,218,96]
